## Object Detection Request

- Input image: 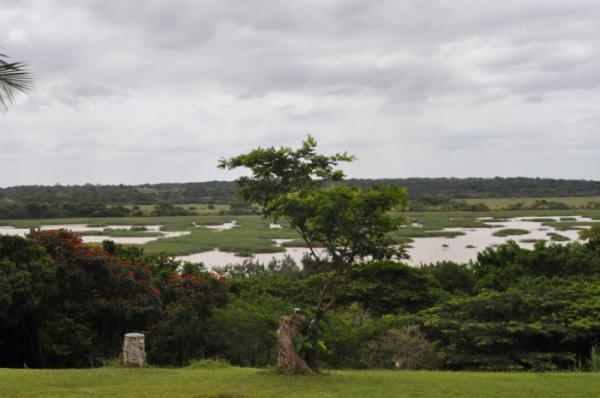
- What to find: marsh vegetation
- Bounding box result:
[1,213,598,266]
[2,140,600,375]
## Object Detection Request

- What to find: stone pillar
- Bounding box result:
[123,333,146,367]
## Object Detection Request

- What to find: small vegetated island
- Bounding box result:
[1,138,600,397]
[492,228,530,237]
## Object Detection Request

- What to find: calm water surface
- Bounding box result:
[176,216,597,268]
[1,216,596,268]
[0,224,189,244]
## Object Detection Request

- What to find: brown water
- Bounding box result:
[202,221,238,231]
[175,216,597,269]
[0,224,189,244]
[177,246,316,267]
[2,216,596,268]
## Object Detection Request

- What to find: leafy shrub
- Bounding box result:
[147,271,228,366]
[0,230,162,368]
[342,261,445,315]
[472,240,600,291]
[151,204,195,216]
[209,294,285,367]
[422,261,475,295]
[1,231,229,368]
[417,277,600,371]
[187,358,232,369]
[588,345,600,372]
[359,326,438,369]
[580,224,600,250]
[130,226,148,231]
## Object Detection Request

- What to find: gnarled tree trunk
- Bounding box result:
[277,314,313,373]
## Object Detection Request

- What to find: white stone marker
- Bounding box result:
[123,333,146,367]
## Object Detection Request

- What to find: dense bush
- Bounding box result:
[422,261,475,295]
[225,201,259,215]
[0,230,162,367]
[0,235,56,367]
[2,225,600,371]
[150,204,195,216]
[0,231,226,368]
[147,269,228,366]
[417,276,600,370]
[473,239,600,291]
[359,326,438,369]
[209,293,288,367]
[414,231,600,371]
[342,261,446,315]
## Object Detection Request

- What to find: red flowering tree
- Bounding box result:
[28,229,161,367]
[2,230,229,368]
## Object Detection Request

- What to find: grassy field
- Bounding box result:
[125,203,230,216]
[1,209,599,256]
[462,196,600,210]
[142,216,298,256]
[492,228,530,237]
[78,230,163,237]
[1,367,599,398]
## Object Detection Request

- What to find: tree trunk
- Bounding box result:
[276,314,313,374]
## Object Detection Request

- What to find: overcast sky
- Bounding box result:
[1,0,599,186]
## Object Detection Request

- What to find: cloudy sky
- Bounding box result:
[1,0,599,186]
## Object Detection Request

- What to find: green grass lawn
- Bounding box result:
[1,367,599,398]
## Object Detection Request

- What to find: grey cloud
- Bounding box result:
[524,96,543,103]
[0,0,599,185]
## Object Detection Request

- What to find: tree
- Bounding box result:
[416,276,600,370]
[580,224,600,251]
[342,261,445,316]
[147,271,228,366]
[28,230,161,367]
[0,53,32,111]
[0,235,56,367]
[219,136,407,372]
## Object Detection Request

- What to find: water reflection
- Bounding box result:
[0,224,188,244]
[1,216,597,268]
[176,216,597,269]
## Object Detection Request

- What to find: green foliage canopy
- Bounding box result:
[219,136,408,370]
[219,135,355,212]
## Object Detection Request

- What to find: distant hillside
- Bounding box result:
[1,178,600,205]
[347,177,600,200]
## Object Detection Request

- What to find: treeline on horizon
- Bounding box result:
[2,177,600,204]
[1,178,600,219]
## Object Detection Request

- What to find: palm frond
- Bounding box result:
[0,53,33,111]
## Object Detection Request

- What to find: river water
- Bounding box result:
[0,224,189,244]
[175,216,596,268]
[1,216,596,268]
